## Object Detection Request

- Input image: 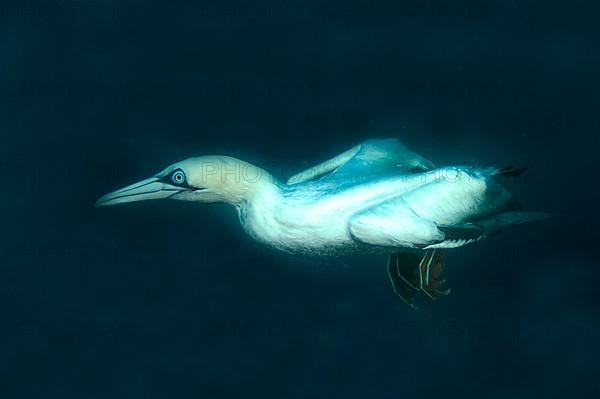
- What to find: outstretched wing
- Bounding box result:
[286,138,434,185]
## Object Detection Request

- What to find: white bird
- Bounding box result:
[95,138,548,307]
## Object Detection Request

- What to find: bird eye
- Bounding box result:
[171,170,186,185]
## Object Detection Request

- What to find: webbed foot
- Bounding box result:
[387,250,451,307]
[387,252,421,309]
[418,249,451,299]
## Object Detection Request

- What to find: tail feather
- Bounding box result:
[474,211,551,235]
[498,166,528,177]
[486,166,528,177]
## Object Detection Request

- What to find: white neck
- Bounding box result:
[235,171,287,247]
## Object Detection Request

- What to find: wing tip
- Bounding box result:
[495,166,528,177]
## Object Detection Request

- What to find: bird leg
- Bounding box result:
[387,250,451,307]
[418,249,451,299]
[387,252,421,309]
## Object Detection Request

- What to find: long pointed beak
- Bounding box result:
[95,177,184,207]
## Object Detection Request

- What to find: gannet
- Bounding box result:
[95,139,547,307]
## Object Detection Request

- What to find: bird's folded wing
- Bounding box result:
[286,138,435,185]
[348,196,445,249]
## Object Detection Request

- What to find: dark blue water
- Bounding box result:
[0,0,598,397]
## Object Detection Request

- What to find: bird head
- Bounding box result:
[95,156,270,207]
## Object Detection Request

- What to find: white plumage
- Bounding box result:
[96,138,548,306]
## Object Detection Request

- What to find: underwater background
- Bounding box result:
[0,0,598,397]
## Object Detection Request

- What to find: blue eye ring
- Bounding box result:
[171,170,186,185]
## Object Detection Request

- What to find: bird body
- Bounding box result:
[237,166,492,256]
[239,173,423,256]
